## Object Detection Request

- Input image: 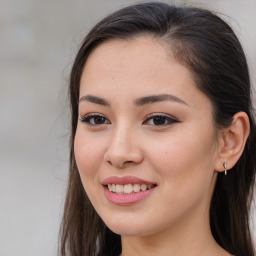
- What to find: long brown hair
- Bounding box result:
[59,2,256,256]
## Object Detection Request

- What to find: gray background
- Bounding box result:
[0,0,255,255]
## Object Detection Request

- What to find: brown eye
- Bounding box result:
[94,116,106,124]
[80,114,110,126]
[143,114,178,126]
[152,116,167,125]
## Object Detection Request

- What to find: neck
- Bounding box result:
[120,208,228,256]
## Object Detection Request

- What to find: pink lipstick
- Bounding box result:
[102,176,157,205]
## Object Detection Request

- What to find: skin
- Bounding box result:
[74,36,234,256]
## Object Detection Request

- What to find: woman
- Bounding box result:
[59,2,256,256]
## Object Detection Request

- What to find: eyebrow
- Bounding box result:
[79,95,110,106]
[78,94,188,107]
[134,94,188,106]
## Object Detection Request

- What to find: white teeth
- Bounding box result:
[133,184,140,192]
[107,184,154,194]
[124,184,133,194]
[141,184,147,191]
[116,184,124,194]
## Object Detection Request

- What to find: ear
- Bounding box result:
[215,111,250,173]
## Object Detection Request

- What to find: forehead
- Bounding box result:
[86,35,171,65]
[79,36,211,112]
[82,37,189,87]
[84,36,171,78]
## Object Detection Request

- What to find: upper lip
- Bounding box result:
[102,176,156,185]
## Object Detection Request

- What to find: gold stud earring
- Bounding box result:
[223,162,227,175]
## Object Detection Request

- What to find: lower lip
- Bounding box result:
[103,186,155,205]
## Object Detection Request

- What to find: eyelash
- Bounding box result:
[79,113,110,126]
[79,113,179,127]
[144,113,178,126]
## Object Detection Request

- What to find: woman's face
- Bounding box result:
[74,36,221,236]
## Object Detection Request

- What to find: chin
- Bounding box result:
[108,225,147,237]
[102,216,157,237]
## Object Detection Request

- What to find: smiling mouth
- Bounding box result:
[106,184,156,194]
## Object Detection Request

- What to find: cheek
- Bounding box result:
[143,130,217,225]
[74,129,109,210]
[74,129,104,182]
[146,126,217,193]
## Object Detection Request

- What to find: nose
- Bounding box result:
[103,126,144,169]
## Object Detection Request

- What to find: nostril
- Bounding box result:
[106,160,113,165]
[123,161,133,165]
[106,159,135,168]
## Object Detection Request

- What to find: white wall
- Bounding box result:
[0,1,255,255]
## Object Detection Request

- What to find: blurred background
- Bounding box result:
[0,0,255,255]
